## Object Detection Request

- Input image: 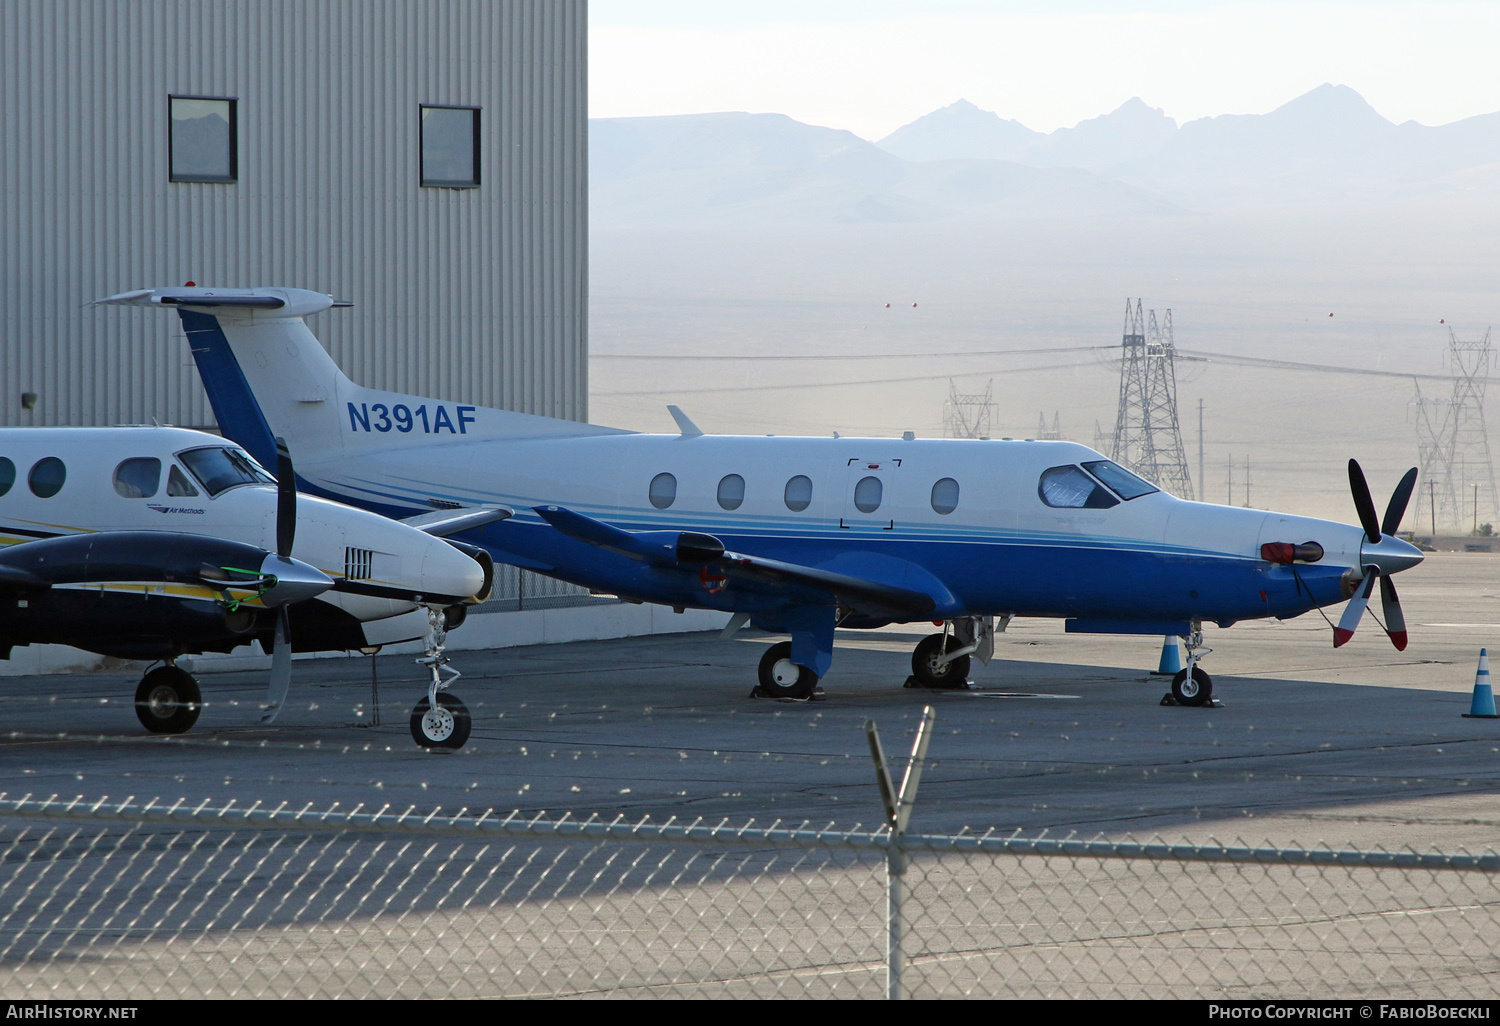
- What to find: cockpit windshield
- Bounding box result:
[177,446,276,497]
[1081,460,1160,500]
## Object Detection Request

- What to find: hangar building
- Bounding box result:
[1,0,712,669]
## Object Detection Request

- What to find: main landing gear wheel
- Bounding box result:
[757,642,819,701]
[912,633,971,690]
[134,666,202,734]
[410,693,472,750]
[1171,666,1214,707]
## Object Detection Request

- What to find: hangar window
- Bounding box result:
[784,475,813,512]
[169,96,237,183]
[853,476,883,513]
[0,458,13,497]
[113,458,162,499]
[1039,465,1119,509]
[717,474,745,511]
[27,457,65,498]
[421,105,480,188]
[1081,460,1159,500]
[649,473,677,510]
[931,478,960,515]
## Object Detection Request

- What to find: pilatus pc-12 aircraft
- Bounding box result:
[97,286,1424,708]
[0,425,501,746]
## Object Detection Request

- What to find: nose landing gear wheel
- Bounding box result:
[1171,666,1213,707]
[134,666,202,734]
[410,693,472,750]
[911,633,971,689]
[757,642,819,700]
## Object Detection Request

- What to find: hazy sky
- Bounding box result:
[591,1,1500,138]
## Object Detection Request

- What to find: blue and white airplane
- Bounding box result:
[97,286,1424,715]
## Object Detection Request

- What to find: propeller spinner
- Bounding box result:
[1334,461,1422,651]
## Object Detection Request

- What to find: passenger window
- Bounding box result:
[649,472,677,510]
[931,478,960,515]
[717,474,745,511]
[1039,465,1119,509]
[113,458,162,498]
[167,465,200,497]
[0,458,13,497]
[27,457,65,498]
[853,476,883,513]
[784,475,813,513]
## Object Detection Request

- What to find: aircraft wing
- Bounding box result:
[533,505,937,618]
[400,506,514,537]
[714,551,937,618]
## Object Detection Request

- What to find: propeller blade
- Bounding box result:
[1334,570,1376,648]
[1348,459,1381,545]
[1381,467,1419,538]
[1379,575,1409,651]
[261,606,293,724]
[275,436,296,558]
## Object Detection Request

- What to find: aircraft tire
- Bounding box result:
[1171,666,1213,707]
[410,693,472,750]
[757,642,818,700]
[911,634,972,689]
[134,666,202,734]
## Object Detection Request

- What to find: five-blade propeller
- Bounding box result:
[1335,460,1419,651]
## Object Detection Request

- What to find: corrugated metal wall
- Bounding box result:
[0,0,587,429]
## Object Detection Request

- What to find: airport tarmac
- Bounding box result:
[3,552,1499,855]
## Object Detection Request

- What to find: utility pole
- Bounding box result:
[1244,455,1251,508]
[1197,399,1204,504]
[1111,301,1194,499]
[1226,454,1234,506]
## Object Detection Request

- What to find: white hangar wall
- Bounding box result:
[1,0,588,430]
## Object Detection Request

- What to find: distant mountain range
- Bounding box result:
[591,85,1500,226]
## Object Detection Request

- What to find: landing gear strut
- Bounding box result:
[1168,624,1214,707]
[409,607,471,750]
[134,662,202,734]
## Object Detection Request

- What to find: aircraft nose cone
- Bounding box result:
[1362,534,1424,576]
[258,553,335,606]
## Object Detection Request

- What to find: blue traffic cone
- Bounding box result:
[1463,649,1498,719]
[1154,636,1183,676]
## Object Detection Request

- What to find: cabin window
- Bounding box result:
[167,466,200,497]
[113,458,162,498]
[931,478,960,515]
[27,457,65,498]
[649,473,677,510]
[178,446,274,496]
[0,458,13,497]
[1039,465,1119,509]
[717,474,745,511]
[853,476,883,513]
[1081,460,1159,500]
[784,475,813,512]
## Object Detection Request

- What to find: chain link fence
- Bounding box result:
[0,795,1497,999]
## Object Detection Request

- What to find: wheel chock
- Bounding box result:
[904,675,975,691]
[1463,648,1498,718]
[1152,636,1183,676]
[1160,692,1224,708]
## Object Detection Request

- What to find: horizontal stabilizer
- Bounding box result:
[401,506,514,537]
[93,287,340,319]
